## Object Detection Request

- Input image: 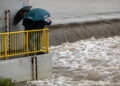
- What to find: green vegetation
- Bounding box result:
[0,77,15,86]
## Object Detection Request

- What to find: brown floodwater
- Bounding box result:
[49,18,120,46]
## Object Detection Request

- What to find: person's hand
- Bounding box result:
[46,19,52,22]
[44,19,52,26]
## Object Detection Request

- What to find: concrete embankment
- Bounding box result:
[49,18,120,46]
[0,54,52,82]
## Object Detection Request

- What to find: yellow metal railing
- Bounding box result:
[0,28,49,59]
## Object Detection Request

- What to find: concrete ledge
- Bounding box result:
[37,54,52,79]
[0,54,52,82]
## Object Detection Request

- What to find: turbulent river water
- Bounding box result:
[28,36,120,86]
[26,0,120,86]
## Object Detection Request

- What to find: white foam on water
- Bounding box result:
[28,36,120,86]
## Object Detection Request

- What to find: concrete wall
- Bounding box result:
[0,54,52,82]
[37,55,52,80]
[0,0,29,32]
[0,0,30,52]
[0,57,32,82]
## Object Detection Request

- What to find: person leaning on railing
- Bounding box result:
[23,18,52,55]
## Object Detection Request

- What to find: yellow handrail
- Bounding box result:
[0,28,49,59]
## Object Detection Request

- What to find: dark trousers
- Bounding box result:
[23,19,45,53]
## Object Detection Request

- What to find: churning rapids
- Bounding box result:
[28,36,120,86]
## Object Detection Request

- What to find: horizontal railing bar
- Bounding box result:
[0,29,48,35]
[0,50,48,58]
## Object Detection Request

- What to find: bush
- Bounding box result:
[0,78,15,86]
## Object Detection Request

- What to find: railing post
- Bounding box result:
[26,32,29,55]
[46,29,49,53]
[4,34,8,59]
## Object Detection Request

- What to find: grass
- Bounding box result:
[0,77,15,86]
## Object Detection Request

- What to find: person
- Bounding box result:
[23,18,52,30]
[23,18,52,55]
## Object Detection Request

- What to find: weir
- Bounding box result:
[49,18,120,46]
